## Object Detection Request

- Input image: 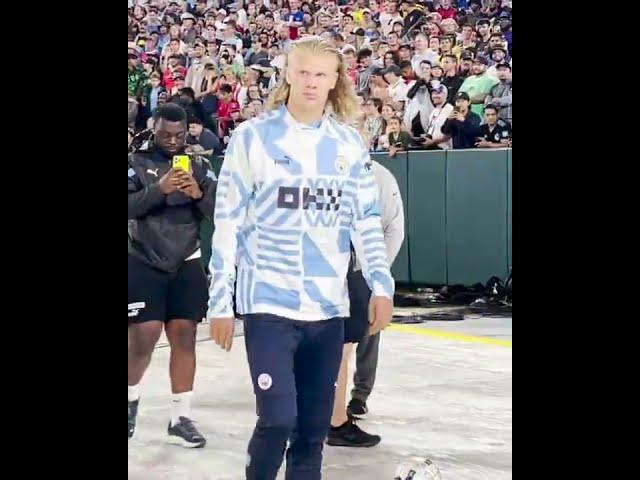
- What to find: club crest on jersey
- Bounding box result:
[335,156,349,175]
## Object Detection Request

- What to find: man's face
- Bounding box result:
[442,0,451,7]
[399,47,411,61]
[344,52,356,67]
[150,77,162,88]
[441,56,456,72]
[441,38,452,51]
[378,43,389,56]
[193,44,205,57]
[207,43,218,56]
[420,63,431,77]
[188,122,204,137]
[159,25,168,35]
[360,55,371,67]
[471,61,485,75]
[462,26,473,39]
[455,98,469,111]
[490,36,503,49]
[184,19,194,29]
[431,90,445,105]
[251,99,264,114]
[384,53,395,66]
[478,23,489,36]
[386,1,397,14]
[431,66,443,78]
[174,78,185,89]
[286,49,339,111]
[128,54,139,67]
[155,118,186,155]
[429,37,440,51]
[492,50,505,62]
[291,0,300,11]
[484,108,498,125]
[388,32,399,46]
[170,40,180,52]
[414,35,427,51]
[497,67,511,81]
[169,56,179,67]
[461,59,472,71]
[401,65,413,78]
[218,90,231,102]
[265,17,274,29]
[326,1,336,13]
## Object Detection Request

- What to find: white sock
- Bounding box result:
[171,391,194,426]
[128,384,140,402]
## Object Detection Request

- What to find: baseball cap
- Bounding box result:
[430,82,448,97]
[181,12,196,21]
[382,65,402,76]
[473,56,488,65]
[456,91,470,101]
[491,47,506,56]
[496,62,511,70]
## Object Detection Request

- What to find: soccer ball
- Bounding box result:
[394,458,442,480]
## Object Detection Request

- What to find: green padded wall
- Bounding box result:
[446,149,509,285]
[406,151,448,285]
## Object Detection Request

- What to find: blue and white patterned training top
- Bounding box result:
[207,105,394,321]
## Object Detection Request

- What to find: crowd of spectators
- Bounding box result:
[128,0,512,157]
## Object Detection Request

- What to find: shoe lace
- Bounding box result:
[180,418,201,437]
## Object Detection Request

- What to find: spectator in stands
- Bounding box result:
[421,84,453,150]
[459,24,477,52]
[475,18,492,52]
[216,83,240,139]
[363,97,385,150]
[485,62,512,125]
[431,64,444,81]
[369,67,390,100]
[383,65,409,113]
[384,116,411,157]
[404,64,434,142]
[399,60,416,83]
[379,1,403,37]
[437,0,457,20]
[186,116,223,156]
[185,42,213,91]
[128,48,147,98]
[411,33,438,75]
[459,52,474,78]
[441,53,464,105]
[441,92,482,149]
[486,47,508,77]
[163,54,188,91]
[145,73,166,114]
[458,56,498,117]
[176,87,208,125]
[357,48,374,95]
[475,104,512,148]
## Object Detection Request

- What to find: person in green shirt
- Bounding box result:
[385,116,411,157]
[128,50,148,99]
[458,56,499,116]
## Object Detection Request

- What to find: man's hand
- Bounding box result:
[210,317,235,351]
[475,139,492,148]
[422,138,435,148]
[388,145,398,157]
[176,171,203,199]
[368,296,393,336]
[158,168,183,194]
[454,111,466,122]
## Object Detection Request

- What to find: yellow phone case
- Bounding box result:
[172,155,191,173]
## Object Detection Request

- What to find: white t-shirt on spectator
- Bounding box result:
[387,78,409,105]
[379,13,403,37]
[411,51,439,74]
[425,103,454,149]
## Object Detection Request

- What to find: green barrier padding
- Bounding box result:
[446,149,509,285]
[407,150,447,285]
[372,152,410,284]
[507,149,512,272]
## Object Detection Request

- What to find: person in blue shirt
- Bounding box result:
[208,36,395,480]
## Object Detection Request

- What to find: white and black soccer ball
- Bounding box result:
[394,458,442,480]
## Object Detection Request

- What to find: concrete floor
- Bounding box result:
[128,315,512,480]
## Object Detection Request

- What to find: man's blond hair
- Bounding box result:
[266,36,360,124]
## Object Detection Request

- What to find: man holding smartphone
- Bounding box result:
[128,103,217,447]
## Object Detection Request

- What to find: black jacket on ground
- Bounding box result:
[128,148,217,273]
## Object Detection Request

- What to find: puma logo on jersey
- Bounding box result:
[147,168,159,177]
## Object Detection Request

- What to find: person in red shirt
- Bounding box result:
[216,83,240,139]
[163,54,187,91]
[342,46,360,86]
[437,0,457,20]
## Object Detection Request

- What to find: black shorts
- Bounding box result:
[128,255,208,324]
[344,270,371,344]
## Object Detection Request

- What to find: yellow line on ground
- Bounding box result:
[387,323,512,347]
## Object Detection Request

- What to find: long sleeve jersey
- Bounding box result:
[207,105,395,321]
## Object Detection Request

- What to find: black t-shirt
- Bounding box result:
[442,74,464,105]
[478,120,512,143]
[441,110,482,149]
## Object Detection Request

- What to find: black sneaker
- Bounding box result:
[347,398,369,419]
[128,399,139,439]
[327,418,381,447]
[167,417,207,448]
